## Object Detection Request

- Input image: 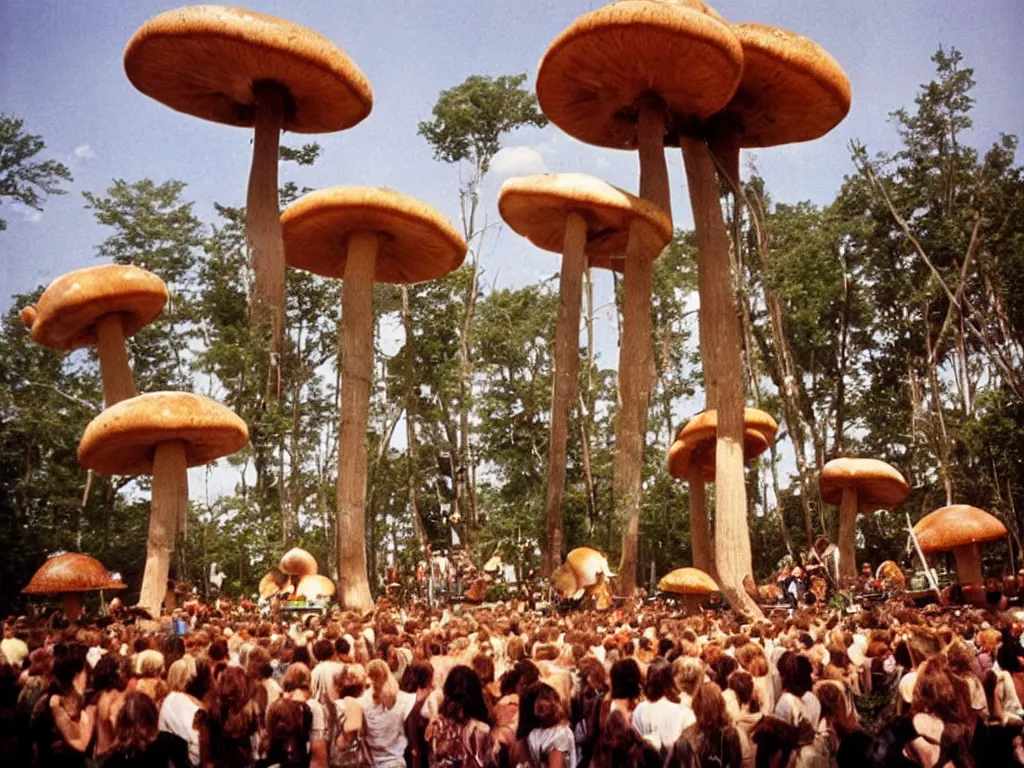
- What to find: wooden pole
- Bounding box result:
[95,314,136,406]
[138,440,188,618]
[336,232,378,611]
[542,212,587,576]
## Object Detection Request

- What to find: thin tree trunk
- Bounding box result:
[402,286,426,547]
[580,269,598,533]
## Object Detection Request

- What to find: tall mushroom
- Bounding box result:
[22,553,126,622]
[19,265,168,407]
[658,566,718,615]
[536,0,743,595]
[914,505,1007,587]
[819,458,909,579]
[498,173,673,576]
[667,408,777,578]
[281,187,467,611]
[78,392,248,617]
[124,5,373,375]
[280,547,318,578]
[674,17,850,617]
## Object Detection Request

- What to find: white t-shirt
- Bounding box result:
[774,691,821,730]
[359,689,416,768]
[159,691,202,766]
[527,725,577,768]
[632,698,695,752]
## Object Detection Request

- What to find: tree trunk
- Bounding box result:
[543,213,587,576]
[138,440,187,618]
[402,286,426,547]
[837,488,860,579]
[580,269,598,533]
[95,314,136,407]
[336,232,377,611]
[615,101,670,595]
[680,136,762,619]
[247,81,286,399]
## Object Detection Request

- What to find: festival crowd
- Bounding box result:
[3,592,1024,768]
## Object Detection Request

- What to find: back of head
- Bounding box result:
[610,658,642,701]
[266,698,313,768]
[693,682,729,732]
[281,662,311,694]
[645,659,678,703]
[727,670,756,712]
[673,656,705,697]
[134,649,165,680]
[167,656,197,693]
[113,691,159,755]
[367,658,397,709]
[441,664,489,724]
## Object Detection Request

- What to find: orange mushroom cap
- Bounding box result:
[913,505,1007,555]
[668,408,777,481]
[658,566,718,595]
[258,569,288,599]
[295,574,335,600]
[279,547,318,577]
[819,458,909,509]
[23,553,126,595]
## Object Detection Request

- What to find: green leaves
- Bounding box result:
[0,113,72,231]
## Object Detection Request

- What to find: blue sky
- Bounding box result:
[1,1,1022,507]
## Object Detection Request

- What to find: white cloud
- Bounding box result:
[490,146,548,178]
[22,209,43,224]
[73,144,95,160]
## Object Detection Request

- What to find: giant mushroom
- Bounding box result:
[78,392,248,617]
[124,5,373,371]
[281,187,467,611]
[658,566,718,614]
[19,265,168,407]
[914,504,1007,587]
[536,0,743,597]
[497,173,673,576]
[667,408,777,577]
[22,553,126,622]
[819,458,909,579]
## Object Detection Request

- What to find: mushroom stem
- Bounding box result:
[615,101,671,595]
[336,231,377,612]
[837,488,860,580]
[95,314,137,407]
[680,135,761,619]
[62,593,83,623]
[247,80,287,392]
[542,212,587,577]
[688,464,713,577]
[952,543,983,586]
[138,440,188,618]
[683,593,702,616]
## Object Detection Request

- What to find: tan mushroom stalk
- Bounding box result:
[672,19,851,617]
[281,187,467,611]
[124,6,373,376]
[536,0,743,595]
[658,566,718,615]
[22,553,126,622]
[498,174,672,576]
[819,458,909,579]
[78,392,248,617]
[668,408,777,578]
[20,265,168,407]
[914,505,1008,587]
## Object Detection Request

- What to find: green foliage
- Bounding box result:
[0,113,72,230]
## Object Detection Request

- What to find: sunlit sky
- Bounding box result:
[1,1,1022,503]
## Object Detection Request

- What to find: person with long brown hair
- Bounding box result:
[102,691,185,767]
[195,665,259,768]
[279,663,329,768]
[906,659,974,768]
[426,664,491,766]
[665,683,743,768]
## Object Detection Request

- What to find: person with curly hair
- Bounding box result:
[665,683,743,768]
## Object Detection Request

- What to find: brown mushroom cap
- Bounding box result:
[497,173,673,271]
[714,23,851,149]
[279,547,318,577]
[22,553,126,594]
[819,458,909,509]
[281,187,468,284]
[658,566,718,595]
[124,5,372,134]
[914,505,1008,555]
[295,574,336,600]
[668,408,777,481]
[536,0,742,150]
[565,547,613,589]
[258,569,288,599]
[20,265,168,351]
[77,392,249,476]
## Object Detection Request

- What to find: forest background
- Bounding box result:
[1,2,1023,612]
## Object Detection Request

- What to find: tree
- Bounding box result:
[0,113,72,231]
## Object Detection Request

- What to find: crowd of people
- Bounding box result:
[3,593,1024,767]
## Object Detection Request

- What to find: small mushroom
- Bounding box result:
[78,392,248,617]
[498,173,672,575]
[282,187,466,610]
[124,6,373,362]
[820,458,909,579]
[914,504,1007,587]
[20,265,168,406]
[280,548,318,577]
[258,569,288,600]
[22,552,126,622]
[667,408,777,578]
[295,574,336,601]
[658,566,718,614]
[536,0,744,595]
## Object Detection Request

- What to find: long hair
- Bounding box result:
[517,682,565,740]
[200,665,258,765]
[112,691,159,756]
[281,662,312,694]
[645,659,680,704]
[367,659,398,710]
[693,682,731,732]
[610,658,642,701]
[911,658,961,722]
[265,698,313,768]
[816,681,859,739]
[777,652,813,698]
[439,664,490,725]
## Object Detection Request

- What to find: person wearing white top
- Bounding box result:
[360,660,416,768]
[632,660,694,753]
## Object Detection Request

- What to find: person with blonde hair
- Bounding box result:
[132,649,168,707]
[359,659,416,767]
